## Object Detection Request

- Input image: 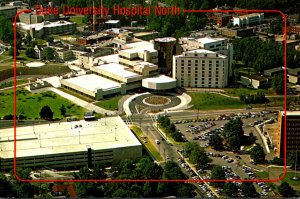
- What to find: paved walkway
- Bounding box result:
[33,87,117,115]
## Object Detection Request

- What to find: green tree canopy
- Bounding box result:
[250,144,266,163]
[39,105,54,120]
[278,182,294,197]
[241,181,259,197]
[210,165,226,188]
[222,182,238,197]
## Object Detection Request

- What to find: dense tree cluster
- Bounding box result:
[0,168,35,198]
[278,182,294,197]
[208,134,223,150]
[73,157,195,198]
[239,91,266,104]
[0,16,14,43]
[184,142,210,169]
[241,181,260,197]
[222,182,238,197]
[157,115,184,142]
[250,144,266,163]
[272,74,284,95]
[221,118,244,151]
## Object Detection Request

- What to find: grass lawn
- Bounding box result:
[69,16,86,26]
[224,88,276,97]
[94,95,122,111]
[280,172,300,186]
[0,88,86,120]
[130,125,163,161]
[158,125,182,145]
[255,171,269,179]
[0,79,29,89]
[188,92,245,110]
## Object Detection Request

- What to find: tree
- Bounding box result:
[241,181,259,197]
[210,165,226,188]
[25,47,36,58]
[44,47,54,61]
[227,21,233,28]
[272,74,284,95]
[269,16,283,34]
[250,144,266,163]
[222,118,244,151]
[287,151,300,168]
[189,146,209,169]
[60,104,66,117]
[8,47,19,57]
[209,134,223,150]
[0,15,14,42]
[46,35,54,43]
[39,105,54,120]
[278,182,294,197]
[184,141,198,157]
[25,33,32,45]
[222,182,238,197]
[0,174,12,197]
[30,40,37,48]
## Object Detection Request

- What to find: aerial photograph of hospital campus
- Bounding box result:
[0,0,300,198]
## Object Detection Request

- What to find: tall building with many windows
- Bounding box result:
[172,49,228,88]
[276,111,300,158]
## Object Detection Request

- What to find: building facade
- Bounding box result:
[276,111,300,158]
[173,49,228,88]
[154,37,177,76]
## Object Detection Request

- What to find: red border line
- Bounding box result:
[14,9,287,183]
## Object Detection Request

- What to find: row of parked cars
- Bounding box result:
[242,166,272,196]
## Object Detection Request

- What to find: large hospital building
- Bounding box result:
[0,116,142,171]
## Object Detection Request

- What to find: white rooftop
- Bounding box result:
[17,21,74,31]
[143,75,176,84]
[94,63,141,79]
[154,37,176,42]
[105,20,120,24]
[96,54,119,64]
[122,41,156,53]
[63,74,120,92]
[197,37,226,44]
[0,116,141,159]
[281,111,300,116]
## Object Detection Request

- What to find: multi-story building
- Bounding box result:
[173,49,228,88]
[0,6,17,20]
[179,37,233,77]
[207,13,232,27]
[233,13,264,27]
[154,37,177,76]
[276,111,300,158]
[17,21,76,38]
[19,12,58,24]
[287,25,300,35]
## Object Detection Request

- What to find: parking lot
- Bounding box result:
[174,111,277,154]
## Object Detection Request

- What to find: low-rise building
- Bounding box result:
[105,20,121,29]
[264,67,284,77]
[207,13,232,27]
[0,116,142,170]
[240,75,269,89]
[60,74,126,100]
[233,13,264,27]
[288,68,300,84]
[219,27,255,38]
[17,20,76,38]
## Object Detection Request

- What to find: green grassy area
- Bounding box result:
[0,63,71,81]
[280,172,300,186]
[188,92,246,110]
[0,79,29,89]
[94,95,122,111]
[0,88,86,120]
[36,39,47,45]
[69,15,86,26]
[224,88,276,97]
[255,171,269,179]
[130,125,163,161]
[58,87,94,103]
[158,125,182,146]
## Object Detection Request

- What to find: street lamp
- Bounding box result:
[293,150,298,180]
[115,125,118,141]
